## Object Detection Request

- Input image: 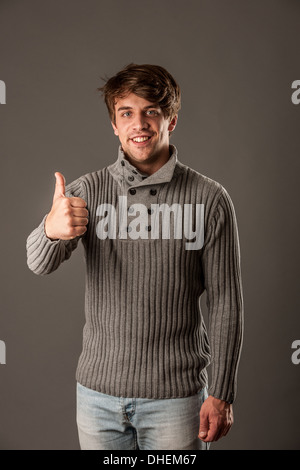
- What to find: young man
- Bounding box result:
[26,63,244,450]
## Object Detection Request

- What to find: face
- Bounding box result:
[111,93,177,169]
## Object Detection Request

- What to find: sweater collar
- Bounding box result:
[108,144,179,187]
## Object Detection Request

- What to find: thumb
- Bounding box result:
[199,414,209,439]
[53,172,66,202]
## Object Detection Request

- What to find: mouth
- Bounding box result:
[130,135,153,146]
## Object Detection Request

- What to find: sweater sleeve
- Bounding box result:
[201,186,244,403]
[26,177,86,275]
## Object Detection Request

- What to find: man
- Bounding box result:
[26,63,244,450]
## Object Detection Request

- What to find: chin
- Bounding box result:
[127,149,153,160]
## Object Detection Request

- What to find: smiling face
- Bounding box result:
[111,93,177,174]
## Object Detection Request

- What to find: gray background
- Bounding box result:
[0,0,299,450]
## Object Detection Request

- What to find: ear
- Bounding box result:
[111,121,119,136]
[168,115,178,133]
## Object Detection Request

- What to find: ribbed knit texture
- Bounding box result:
[26,145,243,403]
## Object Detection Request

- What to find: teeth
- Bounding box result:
[132,136,150,142]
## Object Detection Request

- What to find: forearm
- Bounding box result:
[26,214,80,275]
[208,305,243,403]
[202,186,244,404]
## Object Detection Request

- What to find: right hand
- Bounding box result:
[44,172,88,240]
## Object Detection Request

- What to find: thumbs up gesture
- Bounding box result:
[44,172,88,240]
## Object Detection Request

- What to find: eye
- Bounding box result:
[146,109,158,116]
[122,111,131,117]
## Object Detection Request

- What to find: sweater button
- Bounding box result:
[121,160,125,166]
[128,175,134,182]
[128,206,134,214]
[150,189,157,195]
[129,188,136,195]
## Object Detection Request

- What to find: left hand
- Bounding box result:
[198,395,233,442]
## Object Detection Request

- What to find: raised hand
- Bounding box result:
[44,172,88,240]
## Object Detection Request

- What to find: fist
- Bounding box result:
[45,172,88,240]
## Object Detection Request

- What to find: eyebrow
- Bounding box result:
[117,103,160,112]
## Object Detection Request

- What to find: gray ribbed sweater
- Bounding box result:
[26,145,243,403]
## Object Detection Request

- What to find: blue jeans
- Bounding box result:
[76,382,210,450]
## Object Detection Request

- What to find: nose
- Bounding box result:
[132,112,149,131]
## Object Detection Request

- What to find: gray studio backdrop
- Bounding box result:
[1,0,299,450]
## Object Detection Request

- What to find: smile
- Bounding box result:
[131,136,152,143]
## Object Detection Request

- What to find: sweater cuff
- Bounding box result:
[208,386,235,404]
[26,214,70,275]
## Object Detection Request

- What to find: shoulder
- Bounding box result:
[175,159,238,227]
[71,166,113,188]
[64,166,113,202]
[175,160,225,202]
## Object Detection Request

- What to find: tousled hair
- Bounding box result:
[98,63,181,125]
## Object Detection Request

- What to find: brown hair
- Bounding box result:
[98,63,181,125]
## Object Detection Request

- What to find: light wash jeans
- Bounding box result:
[76,382,210,450]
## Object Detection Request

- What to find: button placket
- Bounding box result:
[118,160,163,239]
[121,158,147,185]
[124,185,160,240]
[111,145,179,241]
[146,187,159,234]
[149,186,162,238]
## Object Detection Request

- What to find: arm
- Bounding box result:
[26,172,88,275]
[199,187,244,442]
